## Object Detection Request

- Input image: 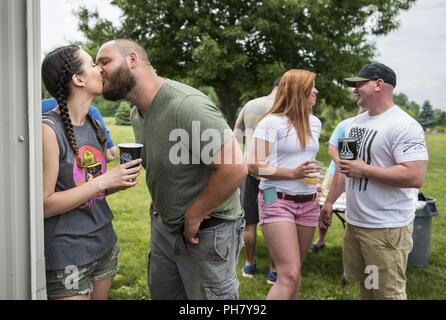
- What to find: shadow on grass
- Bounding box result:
[406,253,446,299]
[238,233,358,300]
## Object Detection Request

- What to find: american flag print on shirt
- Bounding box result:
[348,126,378,192]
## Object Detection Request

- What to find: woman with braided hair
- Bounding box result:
[41,45,142,300]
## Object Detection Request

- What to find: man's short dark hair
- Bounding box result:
[114,38,150,63]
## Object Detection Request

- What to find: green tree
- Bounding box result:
[197,86,221,106]
[434,109,446,127]
[42,84,51,99]
[317,99,356,143]
[115,101,132,126]
[394,92,419,118]
[417,100,436,130]
[77,0,415,126]
[93,96,121,117]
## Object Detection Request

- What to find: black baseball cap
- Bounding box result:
[344,62,397,88]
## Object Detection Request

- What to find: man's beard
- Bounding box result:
[103,63,136,101]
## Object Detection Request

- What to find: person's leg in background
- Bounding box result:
[242,223,258,277]
[310,226,328,253]
[241,176,260,277]
[310,173,334,253]
[266,257,277,284]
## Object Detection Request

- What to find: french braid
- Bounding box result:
[86,113,107,148]
[42,45,95,169]
[42,45,107,167]
[54,58,84,168]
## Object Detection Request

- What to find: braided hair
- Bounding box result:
[42,45,106,168]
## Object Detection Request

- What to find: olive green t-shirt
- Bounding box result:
[131,79,243,233]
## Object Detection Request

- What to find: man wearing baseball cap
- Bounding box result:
[344,62,397,88]
[320,62,428,300]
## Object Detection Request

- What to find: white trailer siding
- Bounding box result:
[0,0,45,300]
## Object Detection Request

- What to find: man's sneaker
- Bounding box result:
[241,263,257,278]
[266,271,277,285]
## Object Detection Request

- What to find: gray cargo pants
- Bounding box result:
[148,213,245,300]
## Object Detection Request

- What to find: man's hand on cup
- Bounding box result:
[339,158,367,178]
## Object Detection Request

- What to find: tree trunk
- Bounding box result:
[216,84,241,129]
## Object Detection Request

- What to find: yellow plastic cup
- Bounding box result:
[304,161,324,185]
[304,176,319,185]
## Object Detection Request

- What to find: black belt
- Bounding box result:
[199,217,226,230]
[276,192,317,203]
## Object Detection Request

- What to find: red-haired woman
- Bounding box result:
[249,69,321,299]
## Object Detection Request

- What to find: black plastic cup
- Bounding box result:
[338,137,358,160]
[118,143,143,168]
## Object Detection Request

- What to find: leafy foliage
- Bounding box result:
[317,98,356,143]
[92,95,121,117]
[394,92,420,118]
[115,101,132,126]
[76,0,416,126]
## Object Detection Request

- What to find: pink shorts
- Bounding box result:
[258,192,320,227]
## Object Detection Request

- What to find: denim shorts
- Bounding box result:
[45,243,120,299]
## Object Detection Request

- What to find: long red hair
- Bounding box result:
[265,69,316,149]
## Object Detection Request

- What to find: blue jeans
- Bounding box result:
[148,213,245,300]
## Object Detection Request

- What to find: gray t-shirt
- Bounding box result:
[235,95,275,159]
[345,106,428,228]
[131,79,243,234]
[43,111,117,270]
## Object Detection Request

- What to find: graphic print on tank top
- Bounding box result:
[348,126,378,192]
[73,145,106,208]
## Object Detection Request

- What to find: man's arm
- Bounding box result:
[183,136,248,244]
[339,159,427,188]
[233,108,245,147]
[340,121,428,188]
[328,144,340,165]
[233,122,245,147]
[319,168,345,229]
[106,145,118,162]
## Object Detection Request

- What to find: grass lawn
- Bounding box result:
[104,118,446,300]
